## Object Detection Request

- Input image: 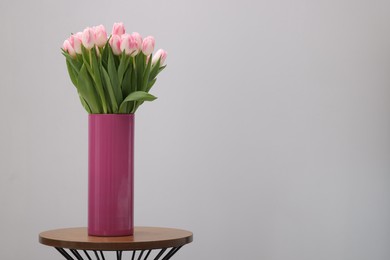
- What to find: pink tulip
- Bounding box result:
[82,27,95,49]
[141,36,155,56]
[120,34,139,56]
[112,22,125,36]
[63,39,76,58]
[93,25,107,47]
[132,32,142,49]
[75,32,83,52]
[75,32,83,39]
[70,33,82,54]
[109,34,122,55]
[152,49,167,66]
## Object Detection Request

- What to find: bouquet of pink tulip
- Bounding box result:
[62,22,167,114]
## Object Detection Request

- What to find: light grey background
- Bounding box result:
[0,0,390,259]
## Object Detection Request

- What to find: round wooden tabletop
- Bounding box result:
[39,227,193,251]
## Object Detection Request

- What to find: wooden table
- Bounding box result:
[39,227,193,260]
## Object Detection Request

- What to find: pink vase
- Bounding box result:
[88,114,134,236]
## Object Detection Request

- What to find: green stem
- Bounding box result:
[131,57,138,113]
[89,49,93,69]
[132,57,137,88]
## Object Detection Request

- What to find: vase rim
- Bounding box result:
[89,113,134,116]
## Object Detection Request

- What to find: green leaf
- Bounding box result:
[108,50,122,104]
[91,49,107,113]
[114,54,120,67]
[78,93,92,113]
[136,54,146,91]
[118,91,157,113]
[121,68,133,113]
[118,53,130,88]
[101,41,110,69]
[133,54,147,111]
[66,60,78,87]
[76,53,83,64]
[131,58,138,92]
[77,64,101,113]
[121,66,132,97]
[149,57,161,80]
[101,67,119,113]
[104,93,112,113]
[81,45,94,77]
[142,54,152,91]
[159,65,167,72]
[146,78,157,92]
[62,52,82,73]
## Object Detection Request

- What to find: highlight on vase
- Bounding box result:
[62,22,168,114]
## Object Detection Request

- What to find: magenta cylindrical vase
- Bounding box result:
[88,114,134,236]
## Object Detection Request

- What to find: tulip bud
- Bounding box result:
[70,33,82,54]
[109,34,122,55]
[82,27,95,50]
[75,32,83,39]
[120,34,139,56]
[93,25,107,47]
[63,39,76,58]
[152,49,167,66]
[112,22,125,36]
[132,32,142,50]
[141,36,155,56]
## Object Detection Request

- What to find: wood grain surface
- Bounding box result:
[39,227,193,250]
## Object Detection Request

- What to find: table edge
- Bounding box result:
[39,227,193,251]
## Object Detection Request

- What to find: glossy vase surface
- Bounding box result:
[88,114,134,236]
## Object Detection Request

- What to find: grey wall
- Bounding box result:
[1,0,390,259]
